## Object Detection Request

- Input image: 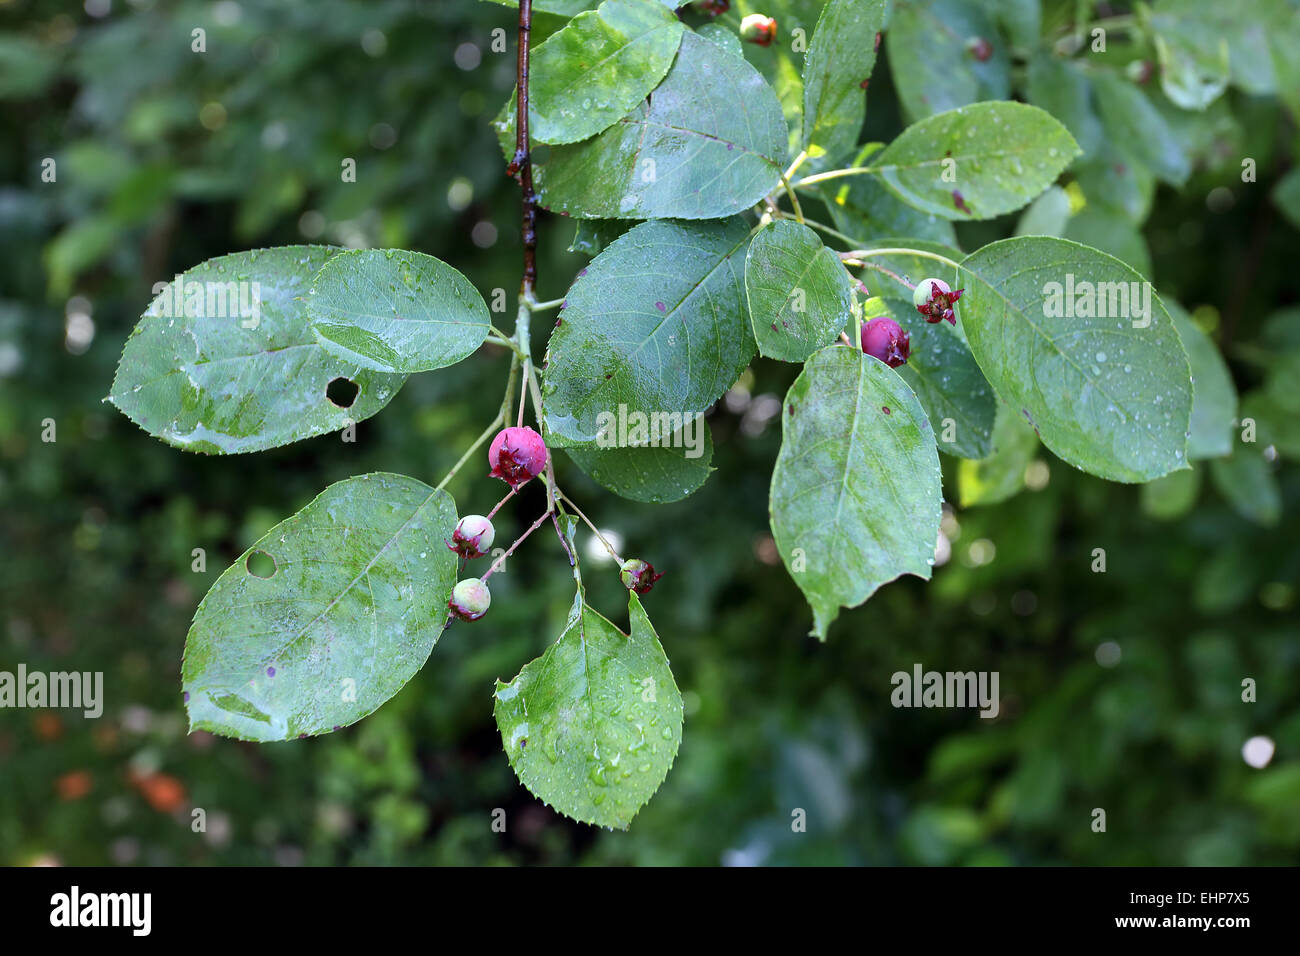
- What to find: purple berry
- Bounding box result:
[859,317,910,368]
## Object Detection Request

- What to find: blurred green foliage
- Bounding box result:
[1,0,1298,865]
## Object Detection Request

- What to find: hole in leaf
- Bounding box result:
[246,549,277,578]
[326,377,359,408]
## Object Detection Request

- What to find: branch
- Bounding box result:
[506,0,538,297]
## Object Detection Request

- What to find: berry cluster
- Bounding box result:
[447,426,663,623]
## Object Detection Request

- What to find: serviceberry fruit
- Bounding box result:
[967,36,993,61]
[859,317,910,368]
[619,558,663,594]
[488,426,548,487]
[740,14,777,46]
[913,277,964,325]
[448,577,491,621]
[447,514,495,559]
[693,0,729,15]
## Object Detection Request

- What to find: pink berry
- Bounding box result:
[859,317,910,368]
[913,277,964,326]
[488,426,548,487]
[447,514,495,559]
[620,558,663,594]
[740,14,777,46]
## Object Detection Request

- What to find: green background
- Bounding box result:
[2,0,1297,865]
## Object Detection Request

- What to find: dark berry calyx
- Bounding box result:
[619,558,663,594]
[447,514,495,559]
[913,277,964,326]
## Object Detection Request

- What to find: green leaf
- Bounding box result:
[183,473,458,741]
[1062,204,1153,280]
[1168,302,1237,460]
[1148,1,1232,110]
[957,236,1192,482]
[1091,72,1191,185]
[878,297,996,459]
[1272,166,1300,233]
[1072,144,1155,223]
[819,144,959,246]
[770,346,942,639]
[494,591,683,829]
[568,219,629,256]
[1015,185,1073,238]
[956,402,1039,507]
[542,218,754,445]
[801,0,890,165]
[1241,391,1300,460]
[1139,465,1202,521]
[745,220,854,362]
[1209,448,1281,527]
[695,22,743,58]
[887,0,1010,121]
[526,0,684,146]
[499,31,787,219]
[109,246,407,454]
[305,249,490,374]
[564,417,714,503]
[1025,54,1103,158]
[870,102,1080,221]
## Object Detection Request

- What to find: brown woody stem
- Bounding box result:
[507,0,538,297]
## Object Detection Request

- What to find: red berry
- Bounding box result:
[620,558,663,594]
[693,0,729,14]
[488,426,548,487]
[859,317,910,368]
[740,14,777,46]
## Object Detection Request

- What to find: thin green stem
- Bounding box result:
[792,166,879,190]
[436,412,504,492]
[840,246,963,271]
[778,169,806,224]
[526,295,565,312]
[859,260,915,290]
[783,149,810,182]
[558,490,623,564]
[800,216,863,250]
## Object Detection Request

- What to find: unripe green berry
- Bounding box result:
[449,577,491,621]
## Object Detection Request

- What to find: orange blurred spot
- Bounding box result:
[131,771,187,813]
[56,770,93,800]
[33,713,63,741]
